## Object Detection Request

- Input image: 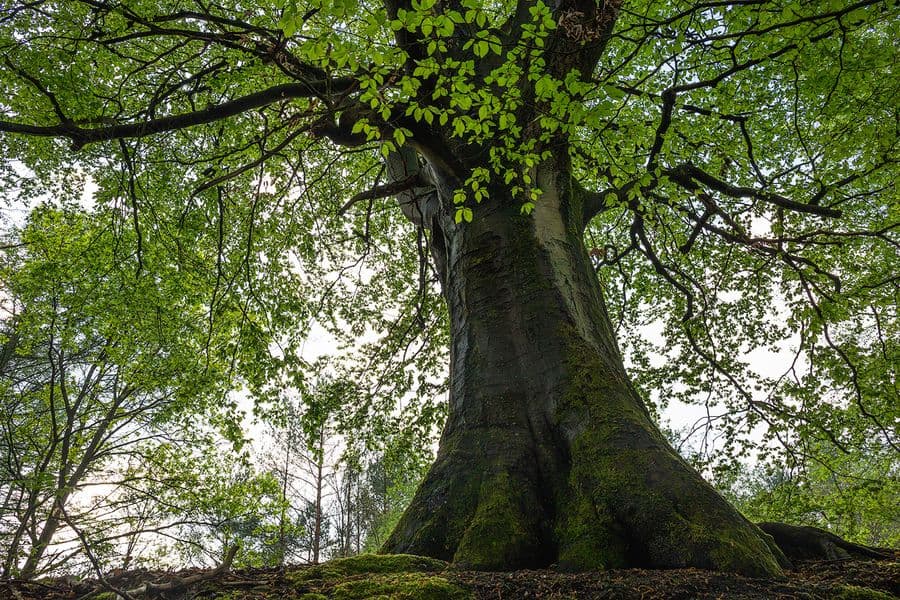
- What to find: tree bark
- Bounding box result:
[313,430,324,565]
[382,160,789,577]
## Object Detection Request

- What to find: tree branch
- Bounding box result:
[581,186,619,226]
[338,175,422,216]
[667,163,842,218]
[580,177,638,227]
[0,80,354,150]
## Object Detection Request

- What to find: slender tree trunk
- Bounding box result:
[3,491,37,577]
[355,484,362,555]
[19,497,67,578]
[383,161,788,577]
[278,429,290,567]
[345,469,354,556]
[312,430,324,565]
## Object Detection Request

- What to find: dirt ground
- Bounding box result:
[4,551,898,600]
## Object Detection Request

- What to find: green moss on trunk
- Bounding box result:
[384,180,788,577]
[555,333,788,576]
[452,471,546,570]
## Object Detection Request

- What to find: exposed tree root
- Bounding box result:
[106,545,238,599]
[758,522,893,563]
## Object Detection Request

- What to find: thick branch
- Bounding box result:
[546,0,624,76]
[0,80,354,150]
[339,175,422,215]
[580,186,621,226]
[580,177,638,227]
[667,163,842,218]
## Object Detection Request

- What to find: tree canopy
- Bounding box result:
[2,0,895,467]
[0,0,897,575]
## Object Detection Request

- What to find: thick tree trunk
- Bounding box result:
[383,162,788,577]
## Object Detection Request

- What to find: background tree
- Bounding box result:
[262,380,344,566]
[147,449,289,568]
[262,372,436,563]
[0,0,896,577]
[359,444,433,553]
[725,428,900,549]
[0,203,290,576]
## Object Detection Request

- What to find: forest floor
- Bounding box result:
[4,550,898,600]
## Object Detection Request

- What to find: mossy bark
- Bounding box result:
[382,162,788,577]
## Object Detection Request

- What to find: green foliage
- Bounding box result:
[144,448,292,567]
[0,0,892,466]
[0,205,267,576]
[723,433,900,549]
[4,207,224,404]
[0,0,897,569]
[360,447,431,553]
[588,1,899,468]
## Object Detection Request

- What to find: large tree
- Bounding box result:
[0,0,896,577]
